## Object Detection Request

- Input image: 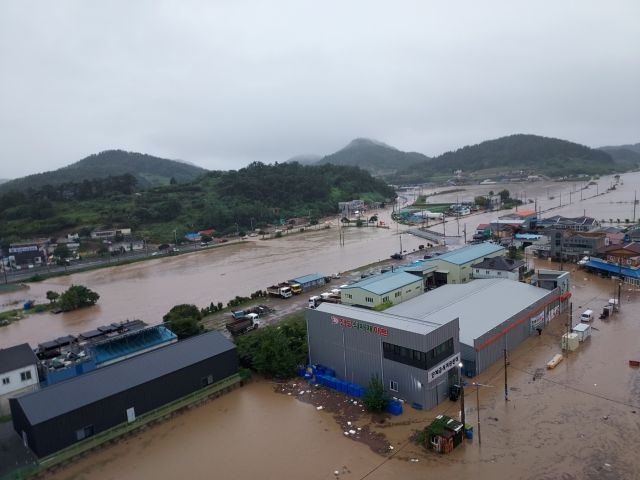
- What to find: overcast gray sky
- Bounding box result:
[1,1,639,178]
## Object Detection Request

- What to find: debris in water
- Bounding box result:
[347,421,352,426]
[334,470,340,476]
[389,445,394,450]
[317,406,323,410]
[349,429,356,435]
[410,458,419,462]
[287,392,292,396]
[344,431,349,436]
[299,391,305,395]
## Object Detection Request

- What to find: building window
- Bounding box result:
[497,271,502,275]
[382,296,389,302]
[20,371,32,382]
[1,377,9,385]
[365,297,374,303]
[75,425,94,441]
[394,291,401,298]
[389,380,398,392]
[201,375,214,387]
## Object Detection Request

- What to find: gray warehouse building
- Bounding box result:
[307,304,460,410]
[386,279,568,376]
[307,279,570,410]
[10,331,237,458]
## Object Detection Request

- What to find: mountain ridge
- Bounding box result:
[0,150,206,193]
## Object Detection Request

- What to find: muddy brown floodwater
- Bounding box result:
[49,262,640,480]
[3,171,639,348]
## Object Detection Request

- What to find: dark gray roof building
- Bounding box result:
[471,256,525,272]
[11,331,237,457]
[0,344,37,375]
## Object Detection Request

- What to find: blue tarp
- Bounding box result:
[584,259,640,279]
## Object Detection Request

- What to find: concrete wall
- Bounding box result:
[306,308,460,410]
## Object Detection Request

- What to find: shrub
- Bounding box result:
[363,375,388,413]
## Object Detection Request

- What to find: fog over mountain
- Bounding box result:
[1,1,639,178]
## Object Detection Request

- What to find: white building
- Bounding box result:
[0,343,39,416]
[471,256,525,281]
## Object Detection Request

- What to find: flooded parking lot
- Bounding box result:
[47,263,640,480]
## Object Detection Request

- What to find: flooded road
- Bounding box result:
[2,170,640,347]
[49,263,640,480]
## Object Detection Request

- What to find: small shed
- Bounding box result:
[425,414,464,454]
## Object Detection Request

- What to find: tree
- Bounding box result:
[498,189,511,201]
[170,177,177,185]
[363,375,387,413]
[46,290,59,304]
[200,234,212,243]
[57,285,100,312]
[235,317,307,378]
[53,244,71,259]
[474,196,489,208]
[369,215,378,223]
[163,304,203,339]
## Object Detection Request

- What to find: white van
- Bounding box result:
[580,310,594,322]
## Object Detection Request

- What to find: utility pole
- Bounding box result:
[463,224,467,244]
[458,362,465,426]
[504,341,509,402]
[473,382,494,446]
[476,385,481,446]
[634,191,637,223]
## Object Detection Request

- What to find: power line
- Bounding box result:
[509,365,640,410]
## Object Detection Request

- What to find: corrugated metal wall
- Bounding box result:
[471,288,559,375]
[306,309,459,410]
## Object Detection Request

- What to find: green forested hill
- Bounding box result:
[0,150,206,193]
[319,138,429,175]
[391,134,621,183]
[598,143,640,170]
[0,162,395,243]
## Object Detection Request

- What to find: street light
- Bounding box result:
[458,362,465,427]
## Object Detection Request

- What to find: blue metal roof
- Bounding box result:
[426,243,505,266]
[341,271,422,295]
[289,273,325,285]
[92,325,177,365]
[584,259,640,279]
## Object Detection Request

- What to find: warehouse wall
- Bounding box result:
[306,308,459,409]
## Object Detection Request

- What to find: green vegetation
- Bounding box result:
[362,375,388,412]
[0,308,25,327]
[235,314,307,379]
[391,134,628,184]
[0,161,395,244]
[319,138,429,175]
[56,285,100,312]
[0,414,12,423]
[373,300,393,311]
[163,304,203,339]
[0,150,205,194]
